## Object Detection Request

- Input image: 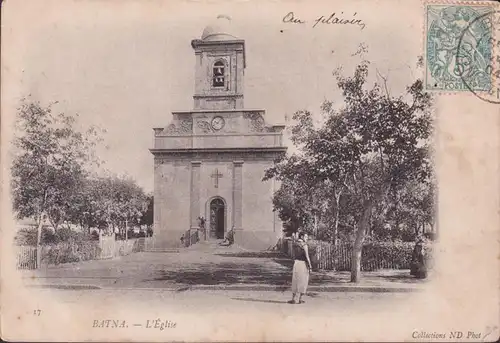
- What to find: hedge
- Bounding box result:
[41,241,101,265]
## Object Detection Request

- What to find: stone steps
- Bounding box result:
[143,239,254,254]
[187,239,256,254]
[143,248,181,253]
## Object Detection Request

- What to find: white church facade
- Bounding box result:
[150,15,287,250]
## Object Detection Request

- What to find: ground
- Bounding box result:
[22,240,427,292]
[8,287,420,342]
[29,287,413,311]
[9,241,431,342]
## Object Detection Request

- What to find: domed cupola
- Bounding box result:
[201,15,238,41]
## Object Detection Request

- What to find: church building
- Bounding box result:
[150,15,287,250]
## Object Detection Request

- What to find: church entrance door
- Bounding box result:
[210,198,225,239]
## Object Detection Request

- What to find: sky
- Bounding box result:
[3,0,423,193]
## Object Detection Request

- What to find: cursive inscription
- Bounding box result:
[282,11,366,30]
[313,12,365,30]
[282,11,306,24]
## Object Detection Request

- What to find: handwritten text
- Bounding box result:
[282,11,366,30]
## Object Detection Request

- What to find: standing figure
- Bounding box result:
[289,232,312,304]
[410,236,427,279]
[198,216,206,240]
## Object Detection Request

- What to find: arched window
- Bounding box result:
[213,61,225,87]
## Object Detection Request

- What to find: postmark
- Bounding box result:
[457,9,500,104]
[425,4,494,93]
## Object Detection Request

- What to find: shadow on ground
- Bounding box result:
[214,251,284,258]
[149,262,291,285]
[231,297,290,304]
[147,260,345,286]
[378,274,427,284]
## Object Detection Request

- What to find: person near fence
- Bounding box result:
[289,232,312,305]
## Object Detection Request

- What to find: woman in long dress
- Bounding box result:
[289,232,312,304]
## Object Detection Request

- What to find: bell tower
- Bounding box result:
[191,15,246,110]
[151,14,286,251]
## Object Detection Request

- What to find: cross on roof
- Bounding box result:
[211,168,223,188]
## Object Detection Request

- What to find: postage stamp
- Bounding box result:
[425,4,495,92]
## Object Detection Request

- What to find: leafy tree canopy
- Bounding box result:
[265,57,435,282]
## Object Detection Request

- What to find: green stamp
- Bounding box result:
[426,5,494,91]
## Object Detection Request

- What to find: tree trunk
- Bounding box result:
[35,213,45,269]
[351,200,373,283]
[351,182,391,283]
[333,192,341,246]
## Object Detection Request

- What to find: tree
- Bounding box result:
[266,59,434,282]
[140,195,154,228]
[11,100,101,264]
[363,174,436,242]
[84,175,148,238]
[269,166,346,242]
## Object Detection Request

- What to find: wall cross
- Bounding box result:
[211,168,223,188]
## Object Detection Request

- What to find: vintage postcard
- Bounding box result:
[1,0,499,341]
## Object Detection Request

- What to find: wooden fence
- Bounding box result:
[99,235,115,259]
[282,239,414,271]
[17,246,38,269]
[16,237,142,269]
[99,236,140,259]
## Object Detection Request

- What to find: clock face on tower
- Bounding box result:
[211,116,225,131]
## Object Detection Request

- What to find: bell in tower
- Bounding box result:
[191,15,246,110]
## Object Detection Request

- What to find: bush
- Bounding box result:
[42,244,80,265]
[15,226,57,246]
[56,226,75,242]
[361,241,414,271]
[90,230,100,240]
[41,241,101,265]
[14,227,38,246]
[42,227,58,244]
[74,241,101,261]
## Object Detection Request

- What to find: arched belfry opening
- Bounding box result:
[213,60,225,88]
